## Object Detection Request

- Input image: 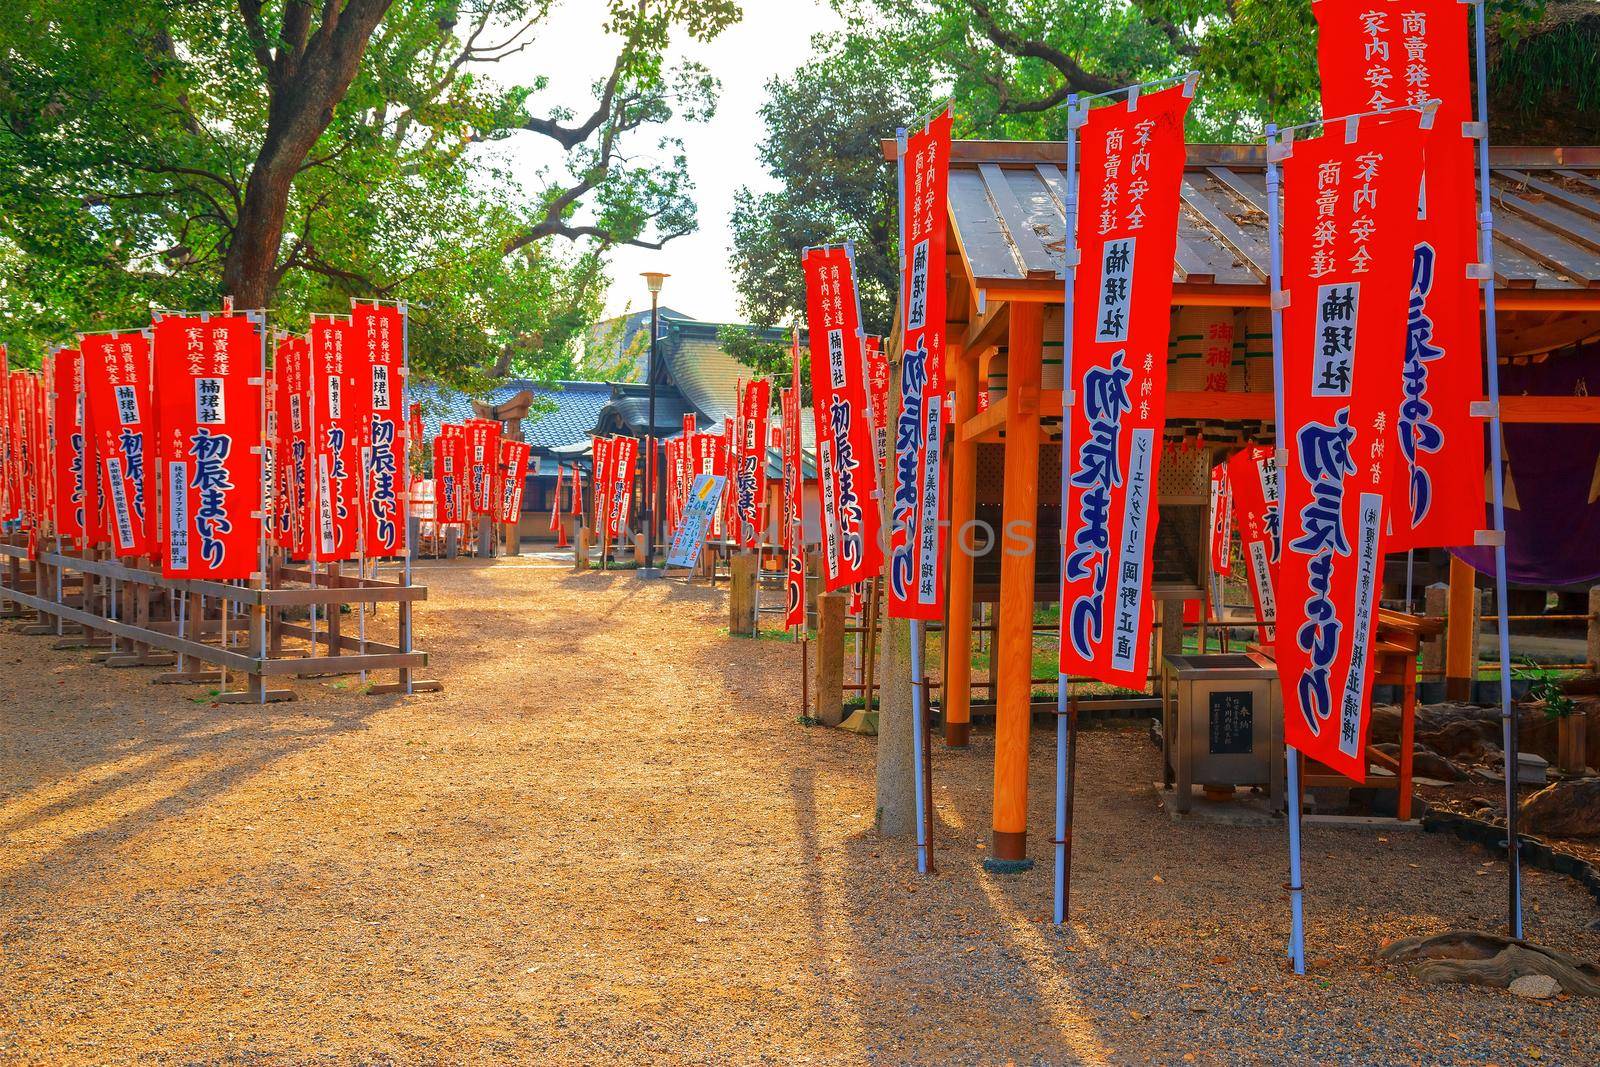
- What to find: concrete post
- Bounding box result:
[815,591,847,728]
[729,552,758,637]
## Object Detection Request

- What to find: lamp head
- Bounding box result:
[641,271,669,295]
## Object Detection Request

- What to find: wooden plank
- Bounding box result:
[1493,186,1600,255]
[1204,167,1269,214]
[263,652,428,676]
[1180,177,1270,281]
[0,583,260,671]
[1501,169,1600,224]
[1502,395,1600,424]
[961,394,1009,442]
[1036,163,1070,216]
[978,163,1057,277]
[1556,169,1600,196]
[963,297,1009,361]
[1490,205,1600,285]
[1174,236,1214,284]
[949,169,1023,281]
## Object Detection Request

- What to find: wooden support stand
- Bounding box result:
[814,591,847,727]
[729,552,758,637]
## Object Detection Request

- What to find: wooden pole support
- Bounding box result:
[945,340,977,748]
[729,552,759,637]
[1446,555,1478,701]
[990,301,1043,869]
[814,591,847,727]
[1588,585,1600,675]
[575,527,591,571]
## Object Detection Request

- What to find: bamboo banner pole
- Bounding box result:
[257,309,269,703]
[1053,90,1084,926]
[1468,0,1522,938]
[910,616,930,874]
[1265,122,1306,976]
[401,302,415,695]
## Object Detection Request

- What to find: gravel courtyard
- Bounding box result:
[1,559,1597,1065]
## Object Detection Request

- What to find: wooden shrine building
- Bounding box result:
[887,137,1600,866]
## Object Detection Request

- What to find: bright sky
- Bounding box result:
[483,1,848,324]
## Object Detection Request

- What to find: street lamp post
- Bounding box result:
[640,270,669,577]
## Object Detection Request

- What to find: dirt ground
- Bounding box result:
[2,559,1599,1065]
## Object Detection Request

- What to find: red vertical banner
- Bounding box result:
[0,345,12,522]
[353,302,407,558]
[1209,461,1233,578]
[549,462,565,533]
[151,312,263,580]
[1230,445,1281,642]
[782,383,806,629]
[463,418,501,516]
[889,109,951,621]
[570,463,583,520]
[274,335,312,557]
[433,425,467,525]
[47,348,87,541]
[865,335,891,471]
[1059,84,1193,687]
[1277,118,1425,781]
[496,438,531,524]
[803,244,885,590]
[592,435,611,537]
[1315,0,1484,549]
[309,315,364,562]
[607,436,637,545]
[81,332,156,556]
[734,379,770,549]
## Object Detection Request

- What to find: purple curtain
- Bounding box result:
[1452,345,1600,586]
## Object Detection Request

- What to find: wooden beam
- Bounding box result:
[944,341,977,748]
[990,301,1043,868]
[962,296,1010,361]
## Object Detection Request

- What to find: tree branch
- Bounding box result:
[960,0,1118,99]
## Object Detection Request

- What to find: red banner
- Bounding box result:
[550,463,565,533]
[734,379,770,549]
[803,244,885,590]
[1209,461,1233,577]
[353,302,408,557]
[463,418,500,516]
[0,346,12,522]
[889,109,951,621]
[570,463,583,519]
[1058,84,1192,687]
[81,332,154,556]
[273,335,312,556]
[151,312,264,580]
[434,425,467,525]
[605,435,637,546]
[592,435,611,537]
[865,334,890,470]
[782,382,806,629]
[47,348,87,541]
[1229,445,1281,643]
[496,438,531,524]
[310,315,364,562]
[1277,116,1425,782]
[1316,0,1484,549]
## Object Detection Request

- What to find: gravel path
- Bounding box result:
[1,560,1597,1065]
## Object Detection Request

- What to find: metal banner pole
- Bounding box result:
[256,311,269,703]
[1468,0,1521,937]
[1265,122,1306,975]
[401,302,415,695]
[1054,90,1084,927]
[909,617,929,875]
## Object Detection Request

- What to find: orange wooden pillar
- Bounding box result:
[944,339,977,747]
[1446,554,1477,701]
[989,303,1042,870]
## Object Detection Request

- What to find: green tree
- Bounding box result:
[0,0,739,378]
[727,35,933,342]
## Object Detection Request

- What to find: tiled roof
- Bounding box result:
[411,379,613,451]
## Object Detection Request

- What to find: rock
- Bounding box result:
[1510,974,1561,1000]
[1371,741,1467,782]
[1369,705,1403,746]
[1519,778,1600,838]
[1420,718,1502,762]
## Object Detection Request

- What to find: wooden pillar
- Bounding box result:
[729,552,758,636]
[814,591,847,727]
[944,340,977,748]
[1446,555,1477,701]
[574,527,591,571]
[990,302,1042,869]
[1588,585,1600,675]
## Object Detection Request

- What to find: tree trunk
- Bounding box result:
[219,1,395,307]
[875,343,917,836]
